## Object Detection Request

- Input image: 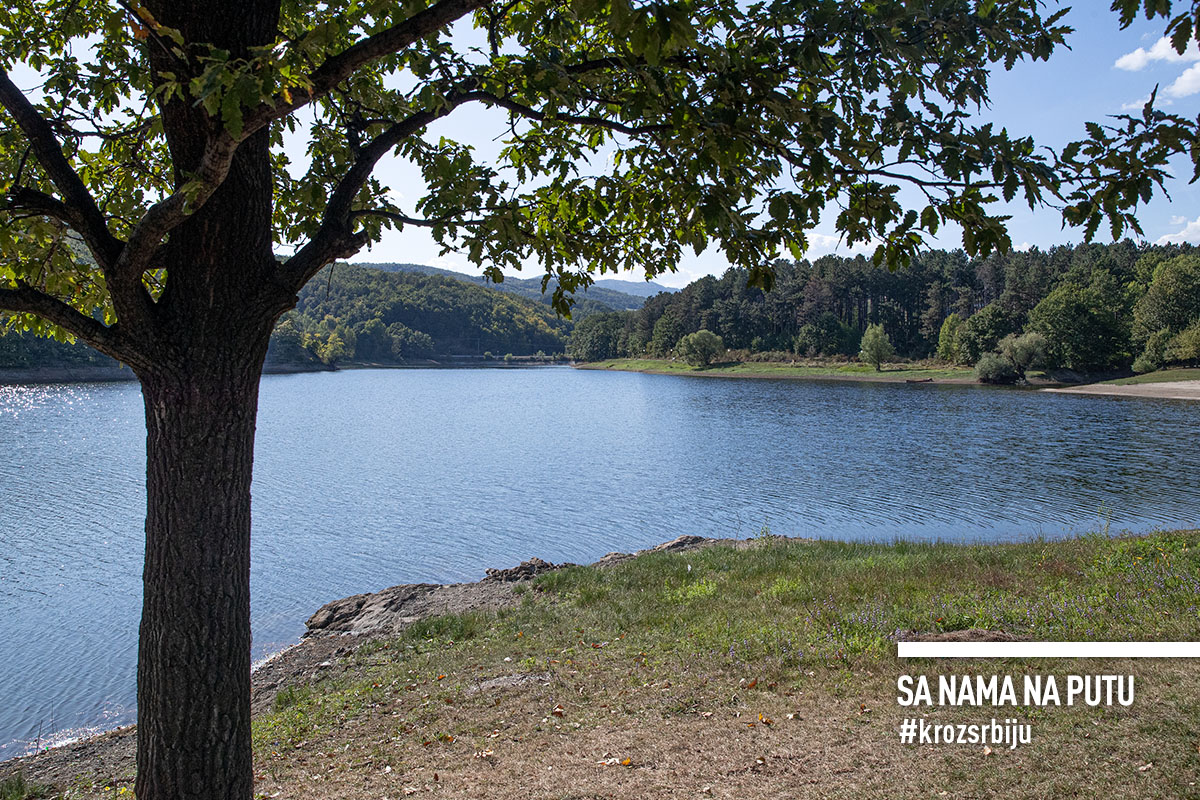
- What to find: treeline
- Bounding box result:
[568,241,1200,376]
[268,265,571,365]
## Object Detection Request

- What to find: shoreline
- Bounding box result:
[1042,379,1200,401]
[0,535,729,770]
[6,529,1200,799]
[579,358,1200,399]
[576,358,1028,386]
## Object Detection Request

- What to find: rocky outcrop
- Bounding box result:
[483,557,572,582]
[304,534,806,637]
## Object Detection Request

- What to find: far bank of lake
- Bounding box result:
[577,357,1200,399]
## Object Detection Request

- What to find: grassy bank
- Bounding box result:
[577,357,978,382]
[13,531,1200,798]
[1101,368,1200,386]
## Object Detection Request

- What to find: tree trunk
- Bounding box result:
[134,337,271,800]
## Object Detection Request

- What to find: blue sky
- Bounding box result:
[351,3,1200,288]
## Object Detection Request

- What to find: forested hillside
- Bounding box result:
[269,265,571,364]
[0,264,573,371]
[568,242,1200,378]
[354,262,655,313]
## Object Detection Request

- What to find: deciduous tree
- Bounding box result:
[1,1,1197,798]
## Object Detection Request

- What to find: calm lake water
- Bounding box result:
[1,366,1198,757]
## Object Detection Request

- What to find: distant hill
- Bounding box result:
[351,262,671,311]
[591,278,673,298]
[0,263,575,375]
[285,265,571,359]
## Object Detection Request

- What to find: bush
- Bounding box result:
[1131,354,1160,374]
[976,352,1018,384]
[997,331,1047,382]
[677,330,725,366]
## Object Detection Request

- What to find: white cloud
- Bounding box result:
[1170,215,1189,225]
[1115,37,1200,71]
[801,232,875,258]
[1155,215,1200,245]
[1167,62,1200,97]
[1120,95,1152,111]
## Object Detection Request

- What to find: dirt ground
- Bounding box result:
[1043,380,1200,401]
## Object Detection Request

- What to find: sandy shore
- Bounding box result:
[1043,379,1200,401]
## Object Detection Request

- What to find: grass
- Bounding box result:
[0,775,49,800]
[1102,367,1200,385]
[579,357,977,382]
[240,530,1200,799]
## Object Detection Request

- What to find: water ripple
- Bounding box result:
[1,368,1198,757]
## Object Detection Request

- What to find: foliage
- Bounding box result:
[291,266,569,360]
[649,310,685,358]
[1133,254,1200,349]
[1167,319,1200,364]
[858,324,895,371]
[1028,283,1128,372]
[567,312,627,362]
[794,311,860,357]
[563,241,1196,372]
[996,331,1047,382]
[957,302,1024,365]
[676,329,724,366]
[1,0,1199,796]
[936,313,964,363]
[975,351,1018,384]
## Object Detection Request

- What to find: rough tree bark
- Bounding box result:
[128,4,289,797]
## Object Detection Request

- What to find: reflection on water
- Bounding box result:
[1,367,1197,757]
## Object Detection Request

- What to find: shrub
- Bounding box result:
[976,352,1018,384]
[997,331,1047,382]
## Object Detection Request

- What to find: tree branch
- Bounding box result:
[0,70,125,269]
[244,0,492,136]
[348,208,490,228]
[111,132,239,279]
[470,90,671,135]
[0,282,139,366]
[279,92,481,289]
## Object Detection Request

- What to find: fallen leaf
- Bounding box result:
[552,704,565,717]
[983,746,993,756]
[621,758,632,766]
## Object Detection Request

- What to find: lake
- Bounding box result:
[1,366,1198,757]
